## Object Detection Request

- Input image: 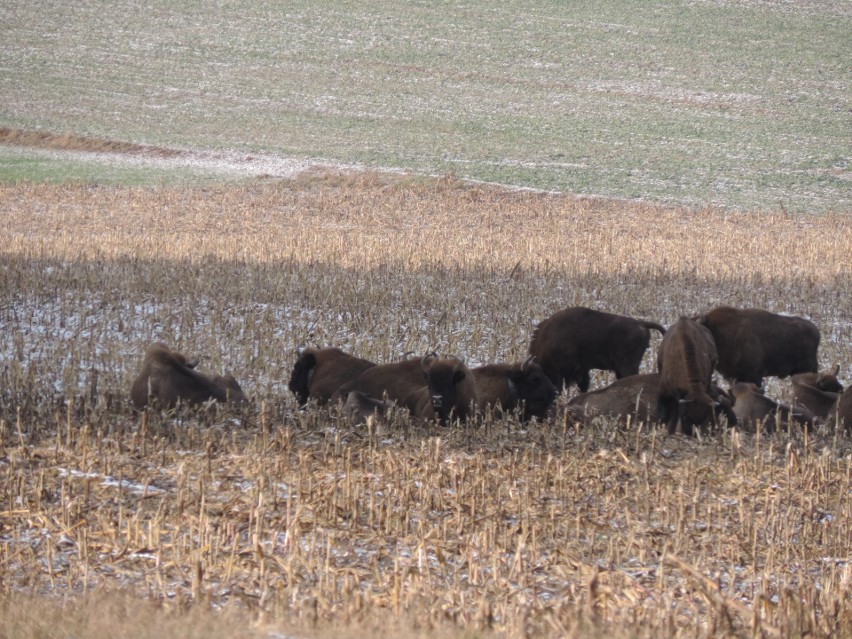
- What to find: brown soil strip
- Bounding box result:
[0,127,184,158]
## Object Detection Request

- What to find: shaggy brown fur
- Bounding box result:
[730,382,816,431]
[342,390,396,425]
[528,307,665,392]
[130,342,244,409]
[288,347,376,406]
[656,317,720,436]
[827,390,851,433]
[331,356,429,405]
[790,367,844,418]
[697,306,819,386]
[403,356,478,426]
[471,356,557,420]
[567,373,662,425]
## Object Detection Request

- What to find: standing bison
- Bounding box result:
[656,317,723,435]
[131,342,245,410]
[528,307,666,392]
[288,347,376,406]
[471,356,557,420]
[696,306,819,386]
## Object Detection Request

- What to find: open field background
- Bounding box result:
[1,0,850,211]
[2,0,851,636]
[1,177,852,638]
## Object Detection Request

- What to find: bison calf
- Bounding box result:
[288,347,376,406]
[472,356,557,420]
[790,367,844,418]
[697,306,819,386]
[130,342,244,410]
[528,307,665,392]
[342,390,396,425]
[730,382,816,431]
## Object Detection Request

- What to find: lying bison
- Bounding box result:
[567,373,662,425]
[403,355,478,426]
[288,347,376,406]
[730,382,816,431]
[790,367,844,418]
[342,390,396,425]
[528,307,666,392]
[471,356,557,420]
[331,355,430,406]
[827,391,851,433]
[657,317,727,435]
[131,342,245,410]
[697,306,819,386]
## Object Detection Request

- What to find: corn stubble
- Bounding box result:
[0,174,851,638]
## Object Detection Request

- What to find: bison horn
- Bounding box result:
[833,364,841,376]
[421,351,438,372]
[521,354,536,372]
[296,345,305,357]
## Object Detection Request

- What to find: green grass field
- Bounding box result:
[2,0,849,211]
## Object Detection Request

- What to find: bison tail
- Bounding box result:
[643,321,667,335]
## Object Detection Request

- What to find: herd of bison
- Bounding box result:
[131,306,852,436]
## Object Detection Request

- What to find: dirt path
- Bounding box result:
[0,127,357,180]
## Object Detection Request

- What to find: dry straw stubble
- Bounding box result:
[0,175,851,638]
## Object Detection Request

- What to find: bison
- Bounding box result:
[342,390,396,425]
[471,355,557,420]
[331,355,430,406]
[567,373,662,425]
[403,355,479,426]
[656,317,725,435]
[130,342,245,410]
[288,347,376,406]
[528,307,666,392]
[730,382,816,431]
[790,367,844,418]
[696,306,819,386]
[827,390,851,434]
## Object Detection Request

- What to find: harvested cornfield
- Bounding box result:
[1,176,851,638]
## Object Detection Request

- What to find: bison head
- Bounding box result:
[288,349,317,406]
[422,354,475,425]
[507,355,558,419]
[816,366,844,393]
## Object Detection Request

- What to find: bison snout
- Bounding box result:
[431,394,444,409]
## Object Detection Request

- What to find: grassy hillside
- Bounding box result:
[1,1,849,211]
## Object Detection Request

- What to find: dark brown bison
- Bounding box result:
[331,355,429,405]
[288,347,376,406]
[656,317,724,435]
[730,382,816,431]
[471,356,557,420]
[567,373,662,425]
[130,342,245,410]
[528,307,666,392]
[790,367,844,418]
[403,355,479,426]
[697,306,819,386]
[827,390,851,433]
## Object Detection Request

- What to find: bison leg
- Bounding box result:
[577,370,592,393]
